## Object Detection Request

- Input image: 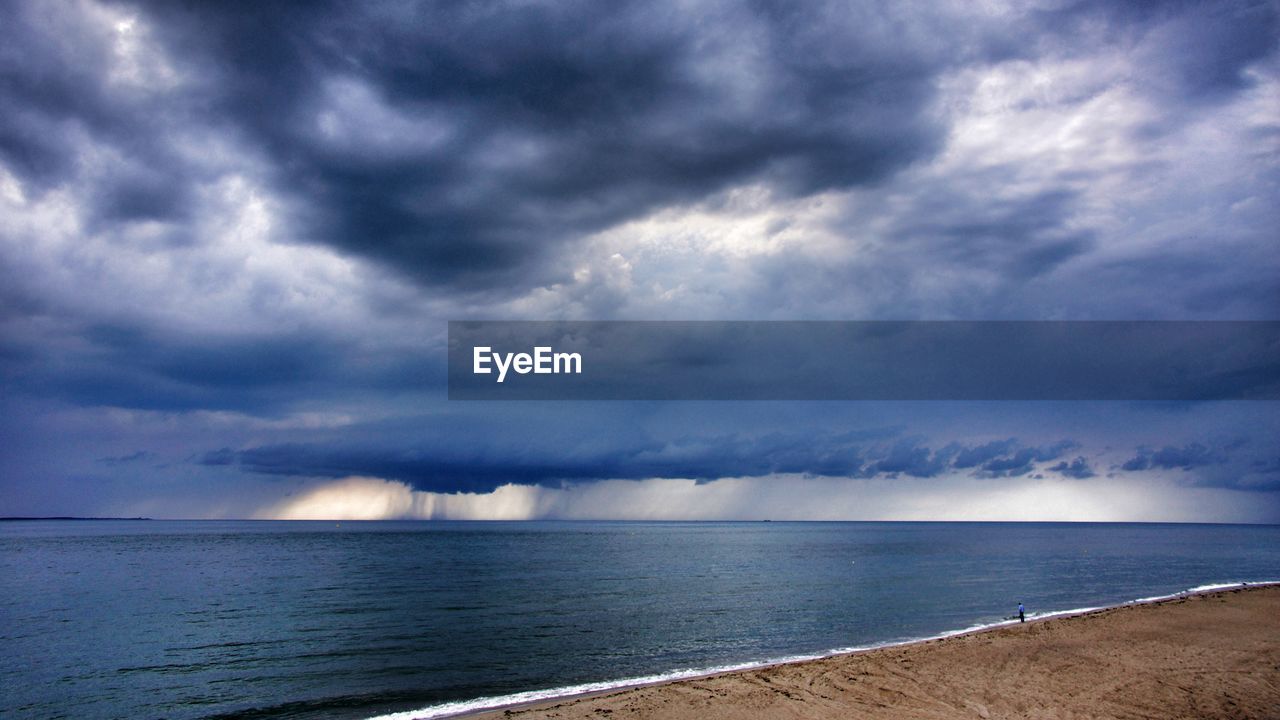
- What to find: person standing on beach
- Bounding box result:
[1018,602,1025,623]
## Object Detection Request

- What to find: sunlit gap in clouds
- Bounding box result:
[256,475,1272,523]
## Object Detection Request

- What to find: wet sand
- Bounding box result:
[467,585,1280,720]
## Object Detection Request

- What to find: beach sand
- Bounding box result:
[468,585,1280,720]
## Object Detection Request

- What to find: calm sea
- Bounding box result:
[2,520,1277,719]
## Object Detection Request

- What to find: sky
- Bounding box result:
[1,0,1278,522]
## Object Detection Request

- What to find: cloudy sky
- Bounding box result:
[1,0,1277,522]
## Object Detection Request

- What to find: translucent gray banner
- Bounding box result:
[447,321,1280,400]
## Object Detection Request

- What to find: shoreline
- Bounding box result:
[371,580,1280,720]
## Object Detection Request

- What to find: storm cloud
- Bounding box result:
[1,0,971,293]
[1,0,1277,519]
[210,432,1098,492]
[1122,443,1230,472]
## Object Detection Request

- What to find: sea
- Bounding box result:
[2,520,1278,720]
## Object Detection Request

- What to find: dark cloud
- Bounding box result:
[953,439,1018,469]
[1244,458,1280,491]
[97,450,155,465]
[1133,2,1279,101]
[2,0,1274,306]
[206,432,1084,492]
[0,3,111,187]
[860,439,955,478]
[1037,0,1279,101]
[198,448,237,467]
[1083,242,1280,320]
[0,2,201,230]
[1,0,979,294]
[974,440,1078,477]
[1111,438,1280,492]
[1,1,1277,519]
[1,319,442,413]
[1122,442,1229,472]
[1049,456,1096,479]
[213,430,1280,495]
[889,189,1096,281]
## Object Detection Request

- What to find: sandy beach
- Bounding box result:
[468,585,1280,720]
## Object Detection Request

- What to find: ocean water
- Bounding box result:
[2,521,1277,720]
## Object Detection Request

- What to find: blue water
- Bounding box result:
[2,521,1277,719]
